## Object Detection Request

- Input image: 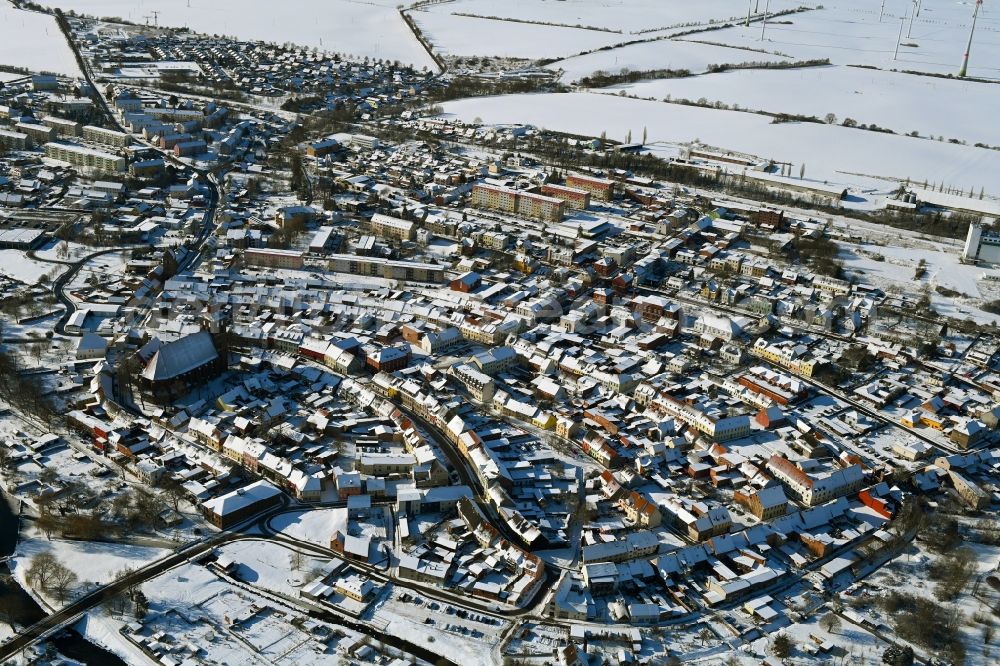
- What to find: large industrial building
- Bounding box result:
[962,222,1000,265]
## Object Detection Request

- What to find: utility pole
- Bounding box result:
[894,11,906,60]
[746,0,753,27]
[760,0,771,40]
[879,0,886,22]
[907,0,917,38]
[959,0,984,78]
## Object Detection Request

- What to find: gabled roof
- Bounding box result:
[141,331,218,382]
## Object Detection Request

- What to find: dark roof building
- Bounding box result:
[139,331,224,402]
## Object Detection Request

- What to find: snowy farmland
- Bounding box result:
[0,2,80,76]
[409,0,803,64]
[412,0,804,37]
[409,11,622,60]
[706,0,1000,79]
[550,38,794,82]
[602,65,1000,148]
[41,0,437,70]
[439,91,1000,196]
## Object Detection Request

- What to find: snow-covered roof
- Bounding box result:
[142,331,219,382]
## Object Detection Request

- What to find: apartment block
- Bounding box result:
[471,183,564,223]
[83,125,131,147]
[244,248,306,270]
[44,142,126,172]
[566,173,616,201]
[541,183,591,210]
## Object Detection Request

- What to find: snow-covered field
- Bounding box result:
[837,240,1000,325]
[41,0,437,70]
[10,537,170,608]
[706,0,1000,80]
[410,11,621,60]
[840,241,982,299]
[551,38,793,81]
[0,2,80,76]
[410,0,805,63]
[439,92,1000,195]
[603,65,1000,148]
[217,539,326,598]
[415,0,803,37]
[0,250,65,285]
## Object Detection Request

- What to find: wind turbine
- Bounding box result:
[959,0,984,78]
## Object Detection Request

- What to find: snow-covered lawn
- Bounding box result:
[32,239,99,263]
[10,537,170,609]
[42,0,437,70]
[439,92,1000,195]
[602,65,1000,148]
[269,507,345,548]
[838,241,982,298]
[0,250,65,286]
[0,2,81,76]
[216,539,327,597]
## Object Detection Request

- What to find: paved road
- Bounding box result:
[41,246,135,336]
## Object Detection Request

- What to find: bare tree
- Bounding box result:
[821,612,842,634]
[49,561,78,602]
[25,552,58,590]
[291,549,306,572]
